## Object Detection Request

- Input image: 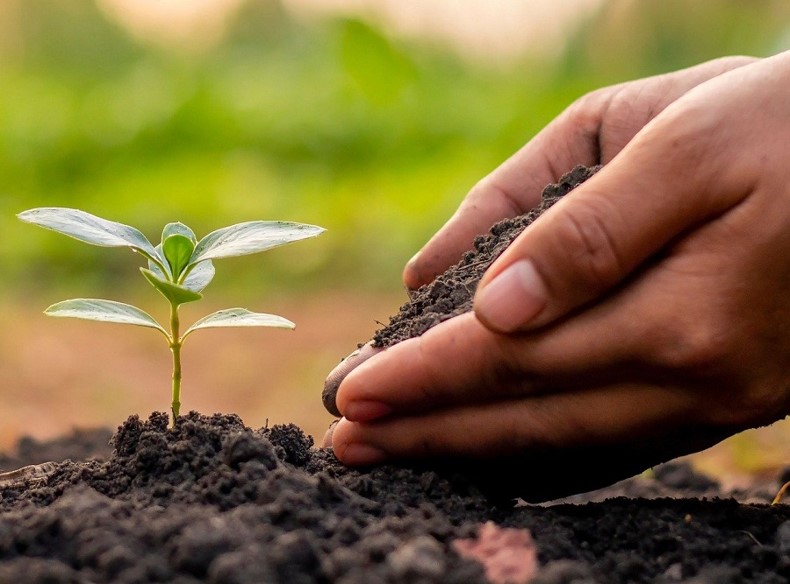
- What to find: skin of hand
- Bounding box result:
[324,53,790,497]
[322,55,757,417]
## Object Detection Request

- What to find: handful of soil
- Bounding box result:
[323,164,600,415]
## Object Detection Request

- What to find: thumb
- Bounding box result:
[472,102,752,333]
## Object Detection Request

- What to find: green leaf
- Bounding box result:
[182,260,215,292]
[183,308,294,339]
[190,221,324,264]
[149,246,214,292]
[45,299,167,336]
[17,207,158,259]
[163,234,195,280]
[141,268,202,305]
[161,222,197,245]
[148,244,170,280]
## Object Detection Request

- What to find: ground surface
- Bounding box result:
[0,412,788,584]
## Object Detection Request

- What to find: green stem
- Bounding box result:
[169,301,182,427]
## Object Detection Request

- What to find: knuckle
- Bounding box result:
[652,317,728,373]
[466,176,521,217]
[561,89,610,145]
[706,55,759,72]
[463,178,491,207]
[552,196,625,291]
[566,87,612,127]
[644,99,721,169]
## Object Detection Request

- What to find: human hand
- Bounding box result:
[402,55,758,291]
[322,55,757,417]
[325,53,790,498]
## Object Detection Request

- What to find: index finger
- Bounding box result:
[403,56,759,291]
[402,113,600,290]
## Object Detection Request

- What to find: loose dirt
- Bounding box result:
[0,412,787,583]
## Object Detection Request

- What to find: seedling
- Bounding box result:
[18,208,324,424]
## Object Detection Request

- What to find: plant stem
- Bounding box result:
[772,480,789,505]
[169,301,182,426]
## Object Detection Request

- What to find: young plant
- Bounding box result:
[18,208,324,424]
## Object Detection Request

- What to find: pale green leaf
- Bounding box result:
[182,260,215,292]
[190,221,324,264]
[161,222,197,244]
[163,234,195,280]
[141,268,202,305]
[149,247,215,291]
[183,308,294,339]
[17,207,158,259]
[45,299,167,336]
[148,244,170,280]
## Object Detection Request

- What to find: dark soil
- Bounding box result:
[2,166,789,583]
[372,164,600,347]
[0,413,788,583]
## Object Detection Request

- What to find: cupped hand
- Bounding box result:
[324,53,790,498]
[322,55,757,417]
[402,55,757,291]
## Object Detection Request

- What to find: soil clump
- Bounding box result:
[372,164,599,347]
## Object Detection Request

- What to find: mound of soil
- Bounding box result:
[2,167,788,583]
[0,413,788,583]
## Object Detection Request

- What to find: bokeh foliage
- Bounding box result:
[2,0,789,299]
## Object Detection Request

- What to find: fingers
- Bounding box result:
[403,56,759,292]
[331,379,703,467]
[334,293,649,420]
[473,91,756,334]
[403,119,601,291]
[322,343,382,416]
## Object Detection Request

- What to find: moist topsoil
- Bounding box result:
[1,167,789,584]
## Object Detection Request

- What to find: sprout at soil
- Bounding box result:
[18,208,324,425]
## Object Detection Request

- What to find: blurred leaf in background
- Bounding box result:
[3,0,789,299]
[2,0,790,468]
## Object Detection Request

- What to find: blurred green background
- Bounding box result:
[0,0,788,480]
[3,0,790,297]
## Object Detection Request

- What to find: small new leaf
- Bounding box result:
[190,221,324,264]
[162,222,197,244]
[141,268,202,305]
[183,308,294,339]
[163,234,195,280]
[45,299,167,337]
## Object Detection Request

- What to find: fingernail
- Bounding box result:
[343,400,393,422]
[341,443,388,466]
[323,344,381,417]
[474,259,547,332]
[322,419,339,448]
[404,252,426,291]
